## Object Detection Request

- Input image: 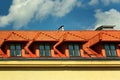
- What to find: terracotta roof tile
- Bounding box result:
[0,30,119,41]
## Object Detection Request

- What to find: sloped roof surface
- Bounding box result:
[0,30,119,41]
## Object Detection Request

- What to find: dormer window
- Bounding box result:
[104,43,117,57]
[39,43,51,57]
[68,43,81,57]
[10,44,22,57]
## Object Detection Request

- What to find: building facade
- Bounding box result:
[1,28,120,80]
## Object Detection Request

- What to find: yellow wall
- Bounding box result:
[0,60,120,80]
[0,70,120,80]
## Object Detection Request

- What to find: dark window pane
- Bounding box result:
[110,44,117,57]
[74,44,79,50]
[104,44,109,50]
[68,44,73,50]
[106,50,111,57]
[10,50,15,56]
[16,44,21,49]
[10,44,15,49]
[39,45,44,49]
[45,44,51,56]
[69,49,74,56]
[40,50,45,56]
[45,44,50,49]
[16,50,21,56]
[111,50,117,56]
[46,50,50,56]
[104,44,111,57]
[74,50,80,56]
[110,44,115,50]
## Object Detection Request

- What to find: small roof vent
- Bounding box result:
[58,25,64,31]
[95,25,115,30]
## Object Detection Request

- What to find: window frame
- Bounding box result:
[104,43,117,57]
[38,43,51,57]
[68,43,81,57]
[10,44,22,57]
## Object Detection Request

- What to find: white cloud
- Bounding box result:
[94,9,120,29]
[76,1,83,7]
[101,0,120,5]
[89,0,120,6]
[0,0,78,29]
[52,0,77,17]
[88,0,99,5]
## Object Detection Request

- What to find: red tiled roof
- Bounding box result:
[0,30,119,41]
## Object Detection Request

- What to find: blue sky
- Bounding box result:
[0,0,120,30]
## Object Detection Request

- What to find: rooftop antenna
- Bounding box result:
[58,25,64,31]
